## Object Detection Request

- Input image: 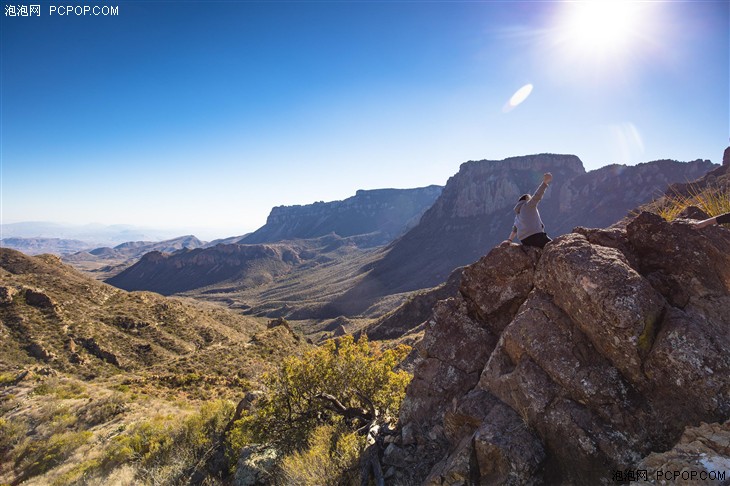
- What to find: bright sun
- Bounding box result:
[558,0,645,57]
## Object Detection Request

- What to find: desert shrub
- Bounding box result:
[278,424,365,486]
[0,372,17,386]
[102,400,234,485]
[14,430,92,479]
[102,415,176,468]
[50,458,102,486]
[77,393,127,427]
[31,377,88,399]
[228,335,411,459]
[0,417,27,453]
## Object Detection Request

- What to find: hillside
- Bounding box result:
[62,235,206,279]
[106,234,375,299]
[326,155,715,316]
[0,248,310,485]
[379,211,730,484]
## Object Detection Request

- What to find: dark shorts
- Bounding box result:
[521,232,552,249]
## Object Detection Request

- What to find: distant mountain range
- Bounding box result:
[325,155,715,315]
[101,155,716,321]
[61,235,207,279]
[0,237,95,256]
[0,222,209,255]
[106,187,444,296]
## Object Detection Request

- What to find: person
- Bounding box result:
[503,172,553,248]
[693,212,730,229]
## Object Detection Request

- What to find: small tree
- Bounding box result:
[228,335,411,455]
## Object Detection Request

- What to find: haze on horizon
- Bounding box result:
[1,0,728,240]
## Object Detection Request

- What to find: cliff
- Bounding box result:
[241,186,443,247]
[328,155,715,316]
[382,212,730,484]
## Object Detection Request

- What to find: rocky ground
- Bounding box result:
[381,212,730,485]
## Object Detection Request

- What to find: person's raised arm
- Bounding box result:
[527,172,552,207]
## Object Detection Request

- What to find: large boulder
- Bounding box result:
[388,212,730,484]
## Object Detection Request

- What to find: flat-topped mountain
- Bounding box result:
[327,155,715,316]
[240,186,443,247]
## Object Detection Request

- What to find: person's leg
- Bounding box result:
[521,232,551,249]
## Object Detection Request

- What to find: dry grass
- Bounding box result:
[650,184,730,222]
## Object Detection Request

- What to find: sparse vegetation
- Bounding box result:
[0,248,411,485]
[278,424,365,485]
[14,430,92,480]
[102,400,234,484]
[650,184,730,222]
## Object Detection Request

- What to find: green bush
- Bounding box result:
[228,334,411,460]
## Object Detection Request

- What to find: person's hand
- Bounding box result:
[692,218,715,230]
[501,240,513,247]
[543,172,553,184]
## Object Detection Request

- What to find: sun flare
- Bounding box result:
[558,0,646,58]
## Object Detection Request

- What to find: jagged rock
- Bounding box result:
[266,317,290,330]
[25,342,54,362]
[627,212,730,310]
[232,445,278,486]
[336,156,715,308]
[383,443,410,466]
[389,213,730,485]
[332,324,347,337]
[0,286,17,305]
[632,421,730,485]
[78,337,121,367]
[536,232,665,385]
[678,205,710,220]
[460,244,540,334]
[400,295,497,427]
[24,289,56,310]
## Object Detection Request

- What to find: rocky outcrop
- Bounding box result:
[332,156,715,316]
[241,186,443,247]
[632,421,730,485]
[387,212,730,484]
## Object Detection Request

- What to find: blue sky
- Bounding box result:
[2,1,728,239]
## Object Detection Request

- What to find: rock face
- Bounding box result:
[241,186,443,247]
[388,212,730,485]
[331,156,715,315]
[633,421,730,485]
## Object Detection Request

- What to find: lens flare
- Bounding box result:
[503,83,533,113]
